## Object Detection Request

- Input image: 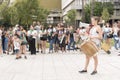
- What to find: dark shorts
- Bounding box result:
[14,49,20,54]
[40,37,47,41]
[21,41,27,45]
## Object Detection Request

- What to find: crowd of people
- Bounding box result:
[0,19,120,60]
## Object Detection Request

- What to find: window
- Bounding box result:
[116,10,120,16]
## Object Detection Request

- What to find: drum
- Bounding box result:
[80,40,99,57]
[101,41,110,52]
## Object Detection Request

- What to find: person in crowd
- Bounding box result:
[35,21,41,53]
[113,22,120,50]
[2,29,6,54]
[79,26,88,42]
[4,31,9,54]
[8,27,14,54]
[53,26,59,52]
[48,25,54,53]
[68,26,75,51]
[102,23,112,54]
[0,26,3,56]
[58,24,66,52]
[19,26,27,59]
[74,28,80,50]
[117,30,120,56]
[13,34,21,59]
[59,30,66,52]
[27,25,37,55]
[79,16,103,75]
[40,25,47,54]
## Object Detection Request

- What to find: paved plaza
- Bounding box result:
[0,50,120,80]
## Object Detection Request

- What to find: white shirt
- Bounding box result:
[38,30,42,38]
[14,40,20,50]
[27,30,37,39]
[0,29,2,40]
[79,29,87,40]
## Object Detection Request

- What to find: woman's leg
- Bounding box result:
[84,55,90,70]
[23,45,27,59]
[93,55,98,71]
[43,41,46,53]
[41,40,43,53]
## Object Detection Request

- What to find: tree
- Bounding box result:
[1,0,49,27]
[102,8,110,22]
[66,9,76,25]
[84,2,114,23]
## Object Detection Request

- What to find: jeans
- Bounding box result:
[49,39,54,51]
[113,35,119,50]
[3,37,8,52]
[68,38,75,50]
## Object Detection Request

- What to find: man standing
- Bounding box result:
[27,25,37,55]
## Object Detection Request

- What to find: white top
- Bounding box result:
[90,26,100,45]
[14,40,20,50]
[0,29,2,40]
[48,28,53,34]
[41,29,47,37]
[104,27,111,33]
[53,28,56,32]
[38,30,42,38]
[113,27,119,35]
[27,30,37,39]
[79,29,87,40]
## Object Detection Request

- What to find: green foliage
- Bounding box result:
[102,8,110,22]
[84,4,91,23]
[84,2,114,23]
[102,2,114,15]
[0,0,49,27]
[66,9,76,25]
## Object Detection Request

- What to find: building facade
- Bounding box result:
[111,0,120,21]
[62,0,90,27]
[39,0,62,24]
[62,0,120,26]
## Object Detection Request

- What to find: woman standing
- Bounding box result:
[113,22,120,50]
[13,34,21,59]
[103,23,112,54]
[79,16,102,75]
[40,25,47,54]
[20,26,27,59]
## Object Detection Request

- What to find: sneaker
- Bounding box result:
[106,50,111,54]
[91,71,97,75]
[118,54,120,56]
[24,56,27,59]
[79,70,87,73]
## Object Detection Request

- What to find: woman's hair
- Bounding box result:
[91,16,100,23]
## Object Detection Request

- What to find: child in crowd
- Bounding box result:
[13,34,21,59]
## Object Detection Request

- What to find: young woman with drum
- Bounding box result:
[79,16,103,75]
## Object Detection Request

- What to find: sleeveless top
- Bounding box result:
[113,27,119,36]
[89,26,101,46]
